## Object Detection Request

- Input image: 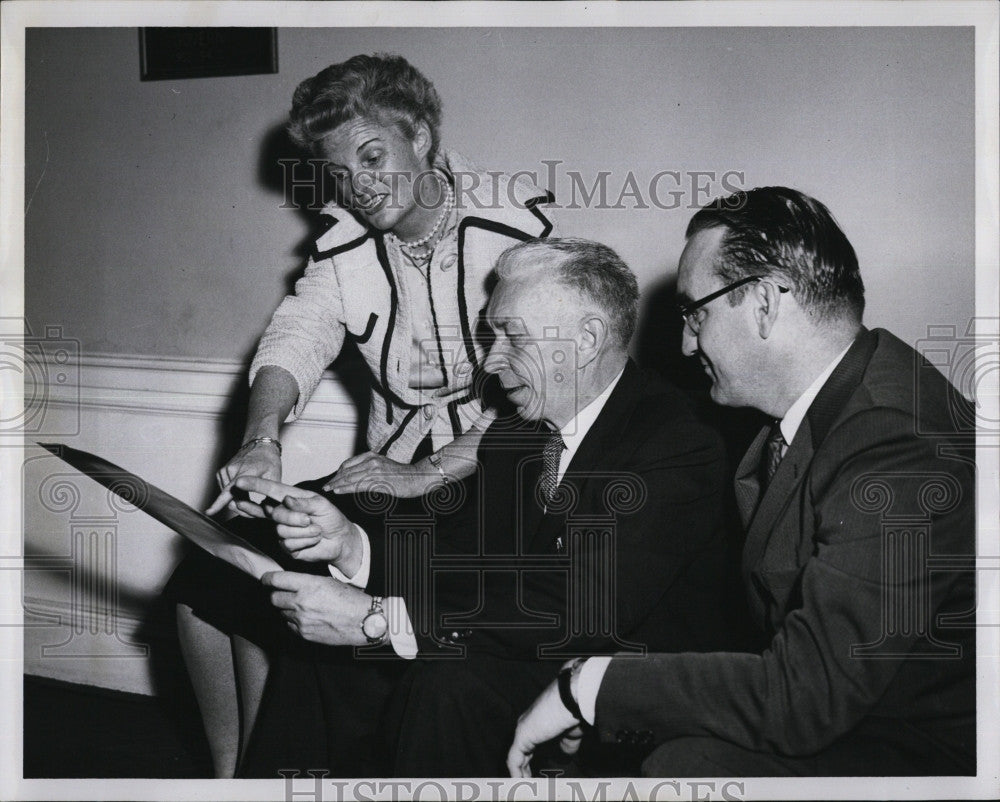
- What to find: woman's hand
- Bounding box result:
[323,452,431,498]
[206,440,282,517]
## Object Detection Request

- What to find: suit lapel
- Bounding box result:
[517,444,547,551]
[741,328,879,571]
[527,361,642,552]
[741,419,816,574]
[734,426,769,529]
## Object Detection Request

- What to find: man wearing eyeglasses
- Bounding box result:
[509,186,976,777]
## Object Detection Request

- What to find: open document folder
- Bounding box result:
[38,442,282,580]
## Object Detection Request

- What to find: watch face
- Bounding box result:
[362,611,388,640]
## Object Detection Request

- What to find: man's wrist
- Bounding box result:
[576,656,613,725]
[427,450,450,485]
[558,657,587,721]
[384,596,418,659]
[333,524,365,578]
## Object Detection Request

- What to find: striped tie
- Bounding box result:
[762,421,787,488]
[539,431,566,505]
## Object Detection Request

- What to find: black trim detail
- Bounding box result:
[346,312,378,345]
[368,236,423,425]
[425,262,450,389]
[378,407,419,456]
[524,191,555,237]
[314,229,373,262]
[447,400,462,440]
[374,234,399,424]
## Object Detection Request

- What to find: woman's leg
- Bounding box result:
[232,632,271,768]
[176,602,242,778]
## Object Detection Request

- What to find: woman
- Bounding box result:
[174,53,555,777]
[209,54,555,512]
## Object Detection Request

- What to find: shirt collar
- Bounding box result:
[559,366,626,461]
[779,342,853,447]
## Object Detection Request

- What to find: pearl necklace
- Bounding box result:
[388,180,455,262]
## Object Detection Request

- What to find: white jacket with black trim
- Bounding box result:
[250,150,555,461]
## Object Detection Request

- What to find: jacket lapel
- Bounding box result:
[734,426,769,529]
[741,419,816,575]
[741,328,879,572]
[517,441,547,551]
[527,361,641,552]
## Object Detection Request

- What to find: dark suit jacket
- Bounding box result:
[595,329,976,771]
[359,359,732,661]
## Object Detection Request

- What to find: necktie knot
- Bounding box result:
[540,431,566,504]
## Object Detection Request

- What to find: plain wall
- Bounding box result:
[25,26,975,361]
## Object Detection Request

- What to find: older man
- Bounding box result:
[238,238,732,776]
[509,188,976,777]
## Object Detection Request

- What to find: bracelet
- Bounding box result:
[239,436,282,456]
[558,657,587,721]
[427,451,449,485]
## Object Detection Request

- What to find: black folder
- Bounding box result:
[38,442,281,579]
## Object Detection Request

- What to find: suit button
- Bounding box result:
[440,254,457,271]
[615,729,631,744]
[423,405,436,421]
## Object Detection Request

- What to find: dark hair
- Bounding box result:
[287,53,443,162]
[496,238,640,349]
[686,186,865,321]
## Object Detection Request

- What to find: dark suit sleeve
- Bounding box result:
[412,410,727,659]
[594,407,974,755]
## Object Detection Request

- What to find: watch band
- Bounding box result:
[428,450,450,484]
[362,595,388,645]
[558,657,586,721]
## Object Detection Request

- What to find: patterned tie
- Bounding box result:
[539,431,566,505]
[762,420,787,488]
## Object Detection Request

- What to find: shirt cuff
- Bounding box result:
[577,656,613,725]
[385,596,418,659]
[326,524,370,588]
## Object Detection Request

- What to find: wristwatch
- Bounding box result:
[558,657,587,721]
[428,450,450,484]
[361,595,389,646]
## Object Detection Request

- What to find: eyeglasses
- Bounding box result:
[677,276,789,335]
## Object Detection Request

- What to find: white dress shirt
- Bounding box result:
[330,366,626,659]
[575,343,853,724]
[555,366,626,483]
